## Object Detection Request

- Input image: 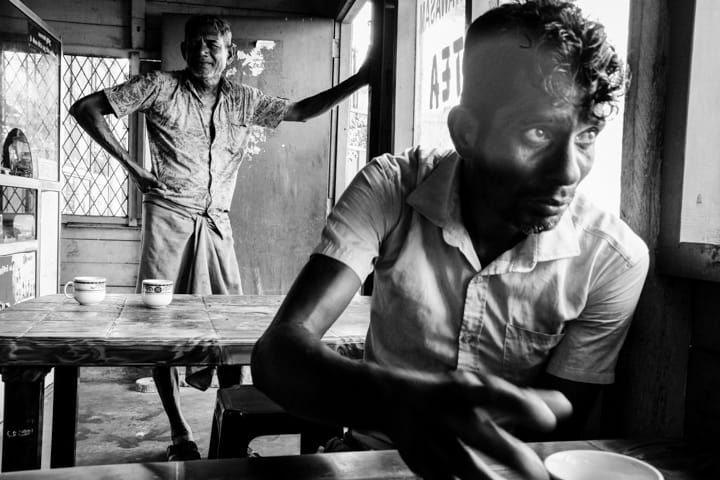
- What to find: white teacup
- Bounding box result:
[141,279,174,308]
[64,276,106,305]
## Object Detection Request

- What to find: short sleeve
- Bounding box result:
[242,85,290,129]
[104,71,162,118]
[546,245,650,384]
[313,156,404,281]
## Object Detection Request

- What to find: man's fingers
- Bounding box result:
[458,419,550,480]
[531,388,573,420]
[458,372,564,431]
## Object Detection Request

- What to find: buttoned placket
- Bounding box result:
[440,221,489,371]
[442,217,542,372]
[206,94,219,212]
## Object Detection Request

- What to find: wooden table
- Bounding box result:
[0,439,715,479]
[0,294,370,472]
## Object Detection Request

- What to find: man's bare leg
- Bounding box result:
[152,366,193,444]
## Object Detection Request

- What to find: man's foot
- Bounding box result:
[166,440,201,461]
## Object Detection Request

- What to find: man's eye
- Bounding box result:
[523,127,552,146]
[576,129,598,147]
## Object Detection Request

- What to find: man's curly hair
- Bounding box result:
[462,0,627,120]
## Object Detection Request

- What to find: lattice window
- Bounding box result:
[1,51,59,173]
[61,55,130,217]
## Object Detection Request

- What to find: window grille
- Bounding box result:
[1,51,59,172]
[61,55,130,217]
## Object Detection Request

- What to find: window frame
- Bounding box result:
[60,47,145,227]
[655,0,720,282]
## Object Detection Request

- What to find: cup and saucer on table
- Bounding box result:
[141,279,174,308]
[545,450,663,480]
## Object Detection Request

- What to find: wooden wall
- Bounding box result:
[61,225,140,293]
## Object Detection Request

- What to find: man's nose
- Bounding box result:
[192,39,209,56]
[547,139,582,186]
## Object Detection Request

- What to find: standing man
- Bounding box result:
[70,15,371,461]
[252,1,649,479]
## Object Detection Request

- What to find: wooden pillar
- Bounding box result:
[50,366,79,468]
[363,0,398,295]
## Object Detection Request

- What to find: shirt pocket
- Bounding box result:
[502,323,565,385]
[227,122,251,154]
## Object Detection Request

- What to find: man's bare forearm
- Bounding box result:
[284,68,369,122]
[252,321,401,430]
[69,92,141,178]
[250,255,398,429]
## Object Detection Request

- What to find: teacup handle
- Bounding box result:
[64,281,74,299]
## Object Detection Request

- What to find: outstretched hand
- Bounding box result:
[383,370,572,480]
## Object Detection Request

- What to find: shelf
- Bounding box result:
[0,240,37,256]
[0,174,40,190]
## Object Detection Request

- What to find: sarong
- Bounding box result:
[137,195,242,389]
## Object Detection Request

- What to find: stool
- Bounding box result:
[208,385,342,459]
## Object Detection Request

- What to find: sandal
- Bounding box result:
[166,440,201,461]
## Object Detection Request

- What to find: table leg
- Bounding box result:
[1,367,49,472]
[50,366,79,468]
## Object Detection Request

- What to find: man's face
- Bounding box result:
[460,49,603,235]
[181,25,232,82]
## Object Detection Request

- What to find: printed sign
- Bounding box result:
[27,21,59,57]
[0,252,36,307]
[414,0,466,149]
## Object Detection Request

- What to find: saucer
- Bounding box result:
[544,450,663,480]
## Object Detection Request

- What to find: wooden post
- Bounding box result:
[50,366,79,468]
[363,0,398,296]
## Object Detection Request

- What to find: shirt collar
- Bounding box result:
[406,150,461,229]
[406,151,580,273]
[181,69,231,100]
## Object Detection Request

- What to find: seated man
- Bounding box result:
[251,1,649,478]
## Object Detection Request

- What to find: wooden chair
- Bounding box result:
[208,385,342,459]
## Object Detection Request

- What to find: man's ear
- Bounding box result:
[227,43,237,65]
[180,41,188,61]
[448,105,481,158]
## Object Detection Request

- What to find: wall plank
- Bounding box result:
[60,226,141,291]
[62,263,138,287]
[24,0,128,49]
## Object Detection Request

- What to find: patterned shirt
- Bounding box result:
[105,70,289,215]
[314,147,649,386]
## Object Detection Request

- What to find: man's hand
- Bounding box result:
[383,370,572,480]
[128,166,167,196]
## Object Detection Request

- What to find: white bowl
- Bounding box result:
[545,450,663,480]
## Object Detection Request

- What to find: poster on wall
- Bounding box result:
[0,252,36,307]
[414,0,466,149]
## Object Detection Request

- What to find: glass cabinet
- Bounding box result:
[0,0,61,306]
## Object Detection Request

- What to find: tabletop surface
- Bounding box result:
[0,294,370,366]
[0,438,715,479]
